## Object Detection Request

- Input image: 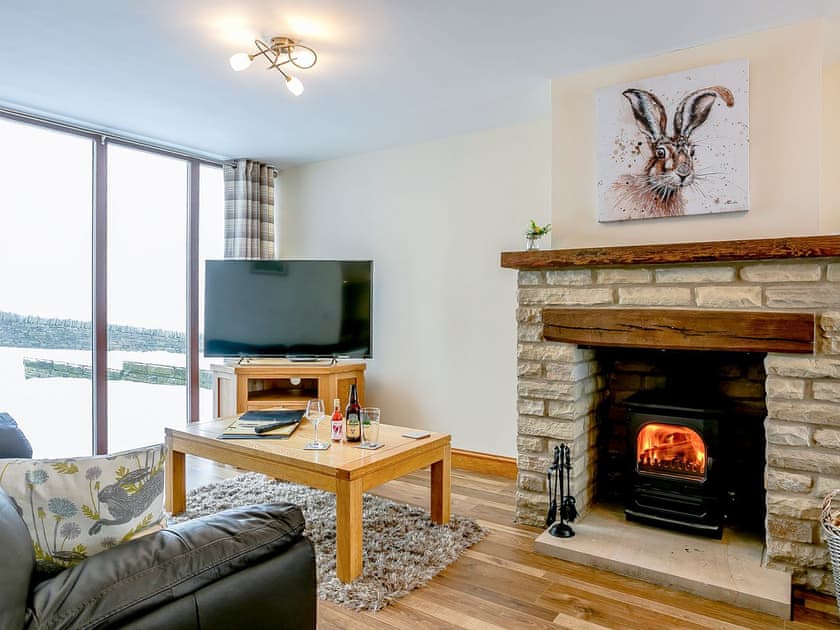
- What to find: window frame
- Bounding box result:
[0,108,222,454]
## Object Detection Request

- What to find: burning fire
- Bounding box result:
[636,423,706,479]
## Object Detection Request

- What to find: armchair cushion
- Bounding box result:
[0,412,33,459]
[0,444,165,572]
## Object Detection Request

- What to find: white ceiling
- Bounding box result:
[1,1,838,167]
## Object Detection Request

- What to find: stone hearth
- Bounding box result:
[502,236,840,597]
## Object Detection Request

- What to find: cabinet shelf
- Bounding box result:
[210,362,366,419]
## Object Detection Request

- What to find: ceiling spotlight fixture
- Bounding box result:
[229,36,317,96]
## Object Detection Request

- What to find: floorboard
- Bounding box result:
[183,456,840,629]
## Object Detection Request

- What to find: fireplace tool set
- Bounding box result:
[546,443,577,537]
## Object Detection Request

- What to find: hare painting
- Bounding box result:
[597,61,749,222]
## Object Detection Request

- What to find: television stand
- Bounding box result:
[210,361,366,418]
[286,356,334,364]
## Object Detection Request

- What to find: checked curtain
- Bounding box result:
[223,159,275,259]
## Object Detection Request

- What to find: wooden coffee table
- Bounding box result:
[164,418,451,583]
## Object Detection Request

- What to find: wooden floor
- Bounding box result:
[186,457,840,629]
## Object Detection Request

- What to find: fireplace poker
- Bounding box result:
[560,443,578,523]
[545,445,559,528]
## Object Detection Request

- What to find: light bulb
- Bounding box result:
[290,47,316,68]
[229,52,252,72]
[285,75,304,96]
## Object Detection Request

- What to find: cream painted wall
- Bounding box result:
[822,62,840,233]
[552,21,827,247]
[279,120,551,456]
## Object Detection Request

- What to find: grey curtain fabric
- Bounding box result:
[223,159,275,259]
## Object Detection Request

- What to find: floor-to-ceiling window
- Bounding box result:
[0,113,223,456]
[107,145,188,452]
[0,118,94,457]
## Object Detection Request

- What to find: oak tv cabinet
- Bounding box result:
[209,361,366,419]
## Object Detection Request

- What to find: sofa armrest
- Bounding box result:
[29,502,307,629]
[0,488,33,630]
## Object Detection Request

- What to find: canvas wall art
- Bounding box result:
[596,60,749,222]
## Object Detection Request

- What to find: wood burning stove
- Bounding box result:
[624,390,727,538]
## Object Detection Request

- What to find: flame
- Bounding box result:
[636,422,706,479]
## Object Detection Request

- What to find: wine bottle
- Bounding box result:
[330,398,344,442]
[345,384,362,442]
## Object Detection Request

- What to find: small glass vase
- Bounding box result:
[526,235,541,251]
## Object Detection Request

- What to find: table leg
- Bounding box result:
[165,439,186,514]
[430,444,451,524]
[336,477,363,583]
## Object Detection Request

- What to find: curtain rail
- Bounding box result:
[0,105,228,166]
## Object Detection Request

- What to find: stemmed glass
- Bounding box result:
[305,399,329,450]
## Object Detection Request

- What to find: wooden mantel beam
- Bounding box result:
[542,308,815,354]
[501,235,840,270]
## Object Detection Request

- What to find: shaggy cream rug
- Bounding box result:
[169,472,486,611]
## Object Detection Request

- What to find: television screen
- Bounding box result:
[204,260,372,358]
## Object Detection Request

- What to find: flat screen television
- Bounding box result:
[204,259,373,359]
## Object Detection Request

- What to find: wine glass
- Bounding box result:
[305,399,329,450]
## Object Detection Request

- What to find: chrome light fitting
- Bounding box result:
[229,36,317,96]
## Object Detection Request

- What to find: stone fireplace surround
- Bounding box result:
[501,235,840,596]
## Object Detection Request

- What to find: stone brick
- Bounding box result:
[765,421,811,446]
[517,454,554,474]
[767,516,815,544]
[517,435,547,453]
[516,307,543,324]
[766,400,840,426]
[545,270,592,286]
[584,375,605,395]
[828,264,840,282]
[517,324,543,342]
[518,378,586,401]
[518,343,595,362]
[766,492,823,520]
[695,286,763,308]
[821,311,840,331]
[765,376,806,400]
[765,540,829,569]
[617,287,692,306]
[544,361,598,382]
[655,266,735,283]
[518,271,544,286]
[766,355,840,379]
[766,469,813,493]
[767,446,840,476]
[517,399,544,416]
[611,373,642,390]
[518,362,542,378]
[765,285,840,308]
[517,416,584,441]
[719,380,765,399]
[514,490,548,516]
[595,268,652,284]
[801,569,833,593]
[814,429,840,450]
[518,287,613,306]
[514,509,545,528]
[814,476,840,497]
[813,381,840,403]
[821,338,840,356]
[740,263,822,283]
[517,471,546,493]
[642,375,667,390]
[547,398,597,420]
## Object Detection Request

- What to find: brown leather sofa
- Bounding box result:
[0,413,317,630]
